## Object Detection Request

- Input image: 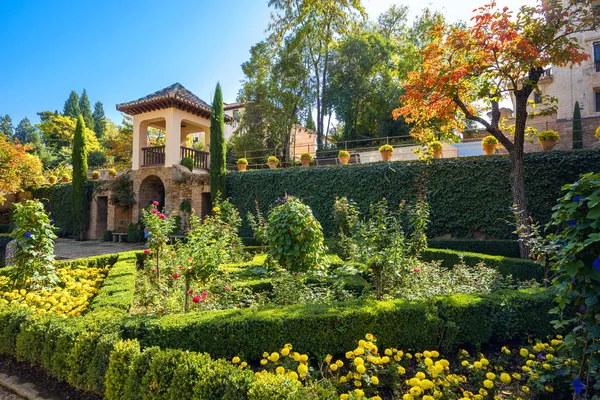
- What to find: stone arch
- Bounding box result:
[138,175,166,211]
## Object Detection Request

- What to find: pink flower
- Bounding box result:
[158,214,165,220]
[201,291,208,300]
[151,269,156,274]
[333,237,337,241]
[144,249,151,254]
[412,268,420,273]
[187,257,193,262]
[188,290,194,294]
[224,285,231,291]
[172,273,181,279]
[192,295,201,303]
[232,243,236,247]
[151,209,158,214]
[153,201,159,206]
[178,265,184,270]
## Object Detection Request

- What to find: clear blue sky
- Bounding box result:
[0,0,273,125]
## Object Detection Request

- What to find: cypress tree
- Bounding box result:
[71,115,89,241]
[63,91,81,118]
[92,101,107,138]
[210,83,226,204]
[79,89,95,131]
[573,101,583,149]
[14,117,36,144]
[306,108,316,131]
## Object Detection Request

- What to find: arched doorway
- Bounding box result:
[138,175,166,212]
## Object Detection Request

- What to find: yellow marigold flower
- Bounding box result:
[354,380,362,388]
[473,361,483,369]
[281,347,290,357]
[423,351,432,358]
[339,376,347,383]
[546,354,553,360]
[481,358,489,367]
[405,353,413,359]
[269,352,280,362]
[300,354,308,362]
[365,333,374,341]
[483,380,494,389]
[542,363,551,370]
[354,348,365,356]
[500,373,511,384]
[556,335,563,339]
[525,360,533,367]
[473,395,483,400]
[486,372,496,380]
[382,356,390,363]
[408,378,421,387]
[232,356,240,364]
[519,348,529,357]
[479,389,488,396]
[512,372,521,380]
[551,339,562,346]
[419,379,434,390]
[297,364,308,375]
[424,358,433,366]
[545,385,554,392]
[336,360,344,368]
[521,366,530,372]
[346,351,355,359]
[340,395,349,400]
[398,366,406,375]
[385,348,393,356]
[461,349,469,356]
[402,395,414,400]
[212,207,221,213]
[521,385,530,393]
[423,396,434,400]
[461,360,469,367]
[415,372,426,380]
[410,386,422,396]
[276,366,285,375]
[260,359,268,366]
[439,359,449,367]
[415,353,423,358]
[359,340,366,347]
[354,357,365,366]
[330,363,338,372]
[357,365,366,374]
[371,376,379,385]
[240,362,248,368]
[501,346,511,355]
[372,397,382,400]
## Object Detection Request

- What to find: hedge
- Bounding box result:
[227,149,600,239]
[427,239,520,258]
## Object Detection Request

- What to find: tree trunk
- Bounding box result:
[373,264,382,300]
[511,94,531,259]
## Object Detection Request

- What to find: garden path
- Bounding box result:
[54,238,145,260]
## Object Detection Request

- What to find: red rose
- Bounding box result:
[151,209,158,214]
[412,268,420,273]
[144,249,151,254]
[192,295,201,303]
[172,273,180,279]
[153,201,159,206]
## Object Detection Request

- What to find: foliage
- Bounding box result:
[333,197,360,259]
[548,172,600,395]
[0,134,43,203]
[141,202,175,279]
[268,156,279,163]
[7,200,58,290]
[394,0,599,257]
[79,89,95,131]
[0,114,13,138]
[105,116,132,170]
[210,83,227,203]
[87,150,107,167]
[338,150,350,158]
[37,112,101,152]
[71,115,88,241]
[102,230,113,242]
[573,101,582,150]
[91,171,100,179]
[427,239,520,258]
[247,200,269,249]
[92,101,107,139]
[481,136,498,145]
[126,223,139,244]
[300,153,311,160]
[536,130,559,142]
[378,144,393,153]
[107,174,135,211]
[107,168,117,176]
[267,195,326,272]
[226,150,600,239]
[63,91,81,118]
[180,156,193,171]
[237,158,248,165]
[13,117,36,144]
[429,141,442,150]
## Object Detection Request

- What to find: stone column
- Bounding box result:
[132,119,148,170]
[165,111,182,167]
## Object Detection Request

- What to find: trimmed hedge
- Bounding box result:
[427,239,520,258]
[423,248,543,282]
[227,149,600,239]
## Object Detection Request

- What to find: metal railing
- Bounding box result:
[181,146,209,170]
[142,145,165,166]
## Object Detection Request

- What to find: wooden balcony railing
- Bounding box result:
[181,146,209,170]
[142,145,165,166]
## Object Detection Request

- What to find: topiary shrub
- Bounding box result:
[126,223,139,243]
[378,144,393,153]
[102,230,113,242]
[267,195,325,272]
[481,135,498,145]
[104,339,141,400]
[180,156,194,171]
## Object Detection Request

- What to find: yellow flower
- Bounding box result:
[424,358,433,366]
[473,361,482,369]
[512,372,521,380]
[419,379,434,390]
[408,378,421,387]
[269,352,280,362]
[260,359,268,366]
[357,365,366,374]
[545,385,554,392]
[346,351,355,359]
[354,357,365,366]
[479,389,488,397]
[434,390,442,398]
[423,396,434,400]
[410,386,422,396]
[354,348,365,356]
[240,362,247,368]
[521,385,530,393]
[371,376,379,385]
[340,395,349,400]
[354,380,362,387]
[300,354,308,362]
[385,348,393,356]
[330,364,338,371]
[431,351,440,358]
[398,366,406,375]
[439,359,449,368]
[415,372,426,380]
[423,351,432,358]
[481,358,489,367]
[276,366,285,375]
[212,207,221,213]
[365,333,374,341]
[403,395,414,400]
[521,366,530,373]
[486,372,496,380]
[500,373,511,384]
[461,360,469,367]
[520,348,529,357]
[336,360,344,368]
[542,363,551,370]
[281,347,290,357]
[483,380,494,389]
[297,364,308,375]
[232,356,240,364]
[546,354,553,360]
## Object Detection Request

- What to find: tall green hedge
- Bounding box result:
[227,150,600,239]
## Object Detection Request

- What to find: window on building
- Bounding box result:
[534,92,542,104]
[594,42,600,72]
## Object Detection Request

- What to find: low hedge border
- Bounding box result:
[427,239,520,258]
[89,251,141,314]
[423,248,543,282]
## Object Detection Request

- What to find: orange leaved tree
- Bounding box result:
[394,0,598,257]
[0,135,43,204]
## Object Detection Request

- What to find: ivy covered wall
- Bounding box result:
[226,150,600,239]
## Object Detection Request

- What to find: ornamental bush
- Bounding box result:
[267,196,326,272]
[180,156,194,171]
[8,200,58,290]
[339,150,350,158]
[482,135,499,145]
[536,130,559,142]
[378,144,393,152]
[237,158,249,165]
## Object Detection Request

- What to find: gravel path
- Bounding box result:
[54,238,145,260]
[0,385,25,400]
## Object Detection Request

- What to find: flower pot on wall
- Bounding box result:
[539,140,557,152]
[338,155,350,164]
[433,148,443,159]
[301,158,310,167]
[482,143,497,155]
[380,152,392,161]
[238,163,247,171]
[267,161,279,169]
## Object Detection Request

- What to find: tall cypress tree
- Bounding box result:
[63,91,81,118]
[210,83,226,204]
[14,117,36,144]
[79,89,95,131]
[92,101,107,139]
[71,115,89,241]
[573,101,583,150]
[306,108,316,131]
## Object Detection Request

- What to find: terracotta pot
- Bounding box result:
[92,175,99,181]
[433,148,443,159]
[482,143,497,155]
[539,140,557,152]
[380,151,393,161]
[301,158,311,167]
[267,161,279,169]
[61,176,69,182]
[237,163,247,171]
[338,155,350,165]
[48,177,57,184]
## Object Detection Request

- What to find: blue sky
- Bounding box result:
[0,0,535,127]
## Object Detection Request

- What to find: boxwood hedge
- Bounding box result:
[227,149,600,239]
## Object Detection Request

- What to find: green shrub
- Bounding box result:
[248,373,301,400]
[429,141,443,150]
[90,252,138,312]
[267,196,326,272]
[338,150,350,158]
[427,239,520,258]
[481,135,499,145]
[180,156,194,171]
[237,158,249,165]
[122,346,161,400]
[103,229,113,242]
[126,223,139,243]
[91,170,101,179]
[300,153,312,160]
[537,129,559,142]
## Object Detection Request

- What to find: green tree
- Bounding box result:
[14,117,35,144]
[210,83,226,203]
[71,115,88,241]
[572,101,582,149]
[305,108,315,131]
[63,91,81,118]
[267,0,366,149]
[0,114,14,138]
[93,101,107,139]
[79,89,95,131]
[37,112,101,152]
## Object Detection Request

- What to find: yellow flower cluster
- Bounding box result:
[0,265,108,317]
[252,343,310,382]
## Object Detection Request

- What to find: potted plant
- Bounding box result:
[91,170,101,180]
[61,173,70,182]
[237,158,248,171]
[267,156,279,169]
[595,126,600,142]
[378,144,394,161]
[481,135,499,155]
[48,175,57,184]
[536,130,559,152]
[300,153,312,167]
[430,141,443,158]
[108,168,117,178]
[338,150,351,165]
